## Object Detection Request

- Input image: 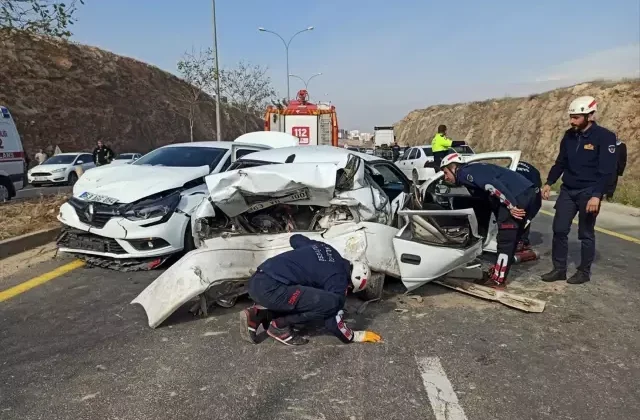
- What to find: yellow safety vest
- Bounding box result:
[431,133,453,152]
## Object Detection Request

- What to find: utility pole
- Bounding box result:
[212,0,222,141]
[258,26,314,100]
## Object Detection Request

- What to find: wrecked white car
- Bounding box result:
[132,147,525,328]
[55,132,299,270]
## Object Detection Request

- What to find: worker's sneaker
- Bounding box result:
[238,305,270,344]
[540,269,567,282]
[267,321,309,346]
[567,271,590,285]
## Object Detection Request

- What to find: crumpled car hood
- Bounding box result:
[73,164,210,203]
[204,163,340,217]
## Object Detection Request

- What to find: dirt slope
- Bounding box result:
[0,32,261,156]
[395,80,640,178]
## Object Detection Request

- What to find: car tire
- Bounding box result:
[356,271,385,301]
[67,171,78,186]
[0,178,12,202]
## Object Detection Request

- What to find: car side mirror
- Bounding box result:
[76,160,83,164]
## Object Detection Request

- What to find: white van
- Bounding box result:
[0,106,26,201]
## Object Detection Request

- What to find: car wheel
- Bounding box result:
[0,180,11,202]
[356,272,385,301]
[68,171,78,186]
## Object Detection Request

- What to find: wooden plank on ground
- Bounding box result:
[434,277,546,313]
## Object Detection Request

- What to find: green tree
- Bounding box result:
[0,0,84,38]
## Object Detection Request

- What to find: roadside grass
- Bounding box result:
[549,178,640,207]
[0,194,68,240]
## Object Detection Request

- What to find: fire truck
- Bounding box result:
[264,89,339,146]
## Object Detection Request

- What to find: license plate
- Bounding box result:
[33,176,47,181]
[78,191,118,205]
[246,188,310,213]
[68,237,105,252]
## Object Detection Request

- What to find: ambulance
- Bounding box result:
[263,89,339,146]
[0,106,26,201]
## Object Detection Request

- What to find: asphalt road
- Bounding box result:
[1,214,640,420]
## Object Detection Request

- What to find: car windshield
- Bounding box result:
[132,146,227,168]
[43,155,77,165]
[115,154,134,160]
[452,145,474,154]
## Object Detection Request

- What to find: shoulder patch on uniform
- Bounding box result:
[466,174,473,182]
[608,145,616,153]
[584,143,594,150]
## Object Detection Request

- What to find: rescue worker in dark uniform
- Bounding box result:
[515,160,542,249]
[440,153,541,288]
[239,234,382,346]
[541,96,618,284]
[605,139,627,201]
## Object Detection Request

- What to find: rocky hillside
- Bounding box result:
[0,32,262,157]
[395,80,640,178]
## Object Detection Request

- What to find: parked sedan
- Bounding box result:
[395,141,475,183]
[110,153,142,165]
[28,152,95,186]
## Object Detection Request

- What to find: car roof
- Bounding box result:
[54,152,85,156]
[160,141,234,150]
[238,145,386,164]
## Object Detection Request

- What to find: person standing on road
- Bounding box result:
[92,140,114,166]
[515,160,542,250]
[441,153,540,288]
[391,140,401,162]
[540,96,618,285]
[605,139,627,202]
[432,125,453,171]
[239,234,382,346]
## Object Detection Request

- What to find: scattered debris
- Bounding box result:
[79,392,99,402]
[394,308,409,314]
[202,331,226,337]
[407,295,424,303]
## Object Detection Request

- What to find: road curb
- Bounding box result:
[0,227,61,260]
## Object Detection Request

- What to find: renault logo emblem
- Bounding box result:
[85,203,94,221]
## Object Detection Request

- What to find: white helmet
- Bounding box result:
[350,261,370,293]
[440,152,465,169]
[568,96,597,115]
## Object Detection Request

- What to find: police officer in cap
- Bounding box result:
[541,96,618,284]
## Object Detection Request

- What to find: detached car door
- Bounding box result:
[392,209,484,291]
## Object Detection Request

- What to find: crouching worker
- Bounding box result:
[239,234,383,346]
[440,153,541,288]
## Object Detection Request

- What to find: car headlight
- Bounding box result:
[122,190,182,221]
[51,168,66,173]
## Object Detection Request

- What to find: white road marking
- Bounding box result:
[416,356,468,420]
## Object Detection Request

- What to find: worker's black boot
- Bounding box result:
[267,321,309,346]
[541,269,566,282]
[567,271,590,284]
[239,305,271,344]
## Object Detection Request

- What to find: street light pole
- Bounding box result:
[289,72,323,91]
[212,0,222,141]
[258,26,314,100]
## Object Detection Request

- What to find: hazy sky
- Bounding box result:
[71,0,640,132]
